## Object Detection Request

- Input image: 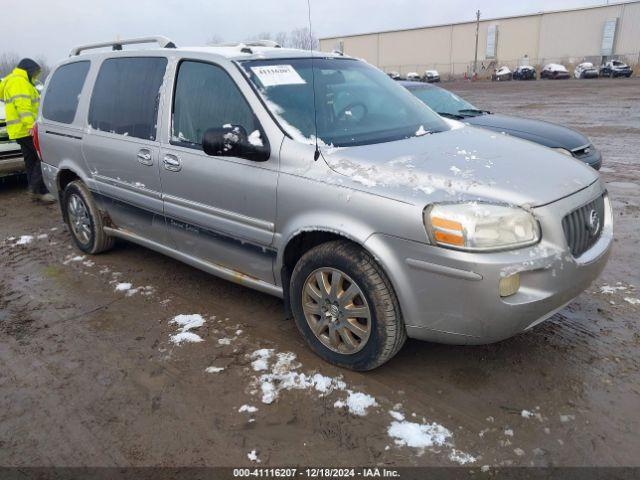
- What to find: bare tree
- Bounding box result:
[0,52,50,81]
[287,27,319,50]
[206,34,225,46]
[275,32,289,48]
[243,28,318,49]
[0,52,20,78]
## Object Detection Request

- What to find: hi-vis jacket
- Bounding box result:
[0,67,40,140]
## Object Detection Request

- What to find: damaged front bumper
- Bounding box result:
[365,180,612,344]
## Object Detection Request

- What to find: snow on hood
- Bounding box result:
[544,63,568,72]
[321,125,598,207]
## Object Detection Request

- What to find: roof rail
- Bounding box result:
[69,36,177,56]
[215,40,282,50]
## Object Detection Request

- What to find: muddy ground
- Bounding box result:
[1,77,639,469]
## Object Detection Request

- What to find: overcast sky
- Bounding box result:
[6,0,607,64]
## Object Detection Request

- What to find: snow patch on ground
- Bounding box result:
[624,297,640,305]
[245,346,475,463]
[334,391,378,416]
[14,235,34,245]
[448,449,477,465]
[169,314,205,345]
[600,284,627,294]
[63,255,85,264]
[239,405,258,413]
[248,349,346,405]
[205,366,225,373]
[387,420,451,449]
[114,282,133,292]
[247,450,260,462]
[250,348,274,371]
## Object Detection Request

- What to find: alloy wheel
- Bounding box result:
[302,267,371,354]
[67,193,92,245]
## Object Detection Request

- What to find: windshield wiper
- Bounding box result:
[437,112,465,120]
[457,108,490,116]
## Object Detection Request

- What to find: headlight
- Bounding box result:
[552,147,573,157]
[424,203,540,252]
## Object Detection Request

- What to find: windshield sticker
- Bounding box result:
[251,65,306,87]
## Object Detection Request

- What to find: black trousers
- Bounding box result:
[16,136,47,194]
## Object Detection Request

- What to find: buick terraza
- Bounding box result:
[36,37,612,370]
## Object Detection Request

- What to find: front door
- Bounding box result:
[159,60,278,283]
[82,56,168,243]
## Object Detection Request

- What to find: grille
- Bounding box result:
[562,195,605,257]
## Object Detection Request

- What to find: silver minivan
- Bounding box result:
[37,37,612,370]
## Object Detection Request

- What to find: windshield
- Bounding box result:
[408,86,479,117]
[239,58,448,147]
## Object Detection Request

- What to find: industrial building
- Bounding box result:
[319,0,640,78]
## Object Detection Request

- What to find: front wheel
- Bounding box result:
[63,180,114,254]
[290,240,406,370]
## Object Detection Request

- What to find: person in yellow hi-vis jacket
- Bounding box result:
[0,58,54,203]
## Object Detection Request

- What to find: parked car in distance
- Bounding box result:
[541,63,570,79]
[405,72,421,82]
[38,37,612,370]
[491,66,512,81]
[401,81,602,169]
[423,69,440,83]
[513,65,536,80]
[387,71,401,80]
[574,62,599,79]
[600,60,632,78]
[0,102,25,179]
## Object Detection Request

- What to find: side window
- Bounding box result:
[42,61,90,124]
[89,57,167,140]
[172,61,260,146]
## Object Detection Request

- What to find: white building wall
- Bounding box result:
[319,1,640,78]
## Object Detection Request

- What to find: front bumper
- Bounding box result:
[365,181,612,345]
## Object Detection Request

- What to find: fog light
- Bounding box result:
[499,274,520,297]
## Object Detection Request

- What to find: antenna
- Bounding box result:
[306,0,320,161]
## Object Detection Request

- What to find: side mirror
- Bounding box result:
[202,125,270,162]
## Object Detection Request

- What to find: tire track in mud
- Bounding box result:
[0,227,481,466]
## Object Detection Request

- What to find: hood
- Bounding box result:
[545,64,568,72]
[321,125,597,207]
[464,113,589,150]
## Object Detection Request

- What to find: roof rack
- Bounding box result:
[69,36,177,56]
[214,40,282,53]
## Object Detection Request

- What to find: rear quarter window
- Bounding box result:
[88,57,167,141]
[42,61,90,124]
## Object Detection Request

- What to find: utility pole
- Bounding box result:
[473,10,481,75]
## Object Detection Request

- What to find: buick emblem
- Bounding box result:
[587,209,601,236]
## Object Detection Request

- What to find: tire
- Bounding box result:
[290,240,406,371]
[62,180,114,254]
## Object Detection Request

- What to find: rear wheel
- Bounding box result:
[63,180,114,254]
[290,240,406,371]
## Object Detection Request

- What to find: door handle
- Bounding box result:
[163,154,182,172]
[137,149,153,166]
